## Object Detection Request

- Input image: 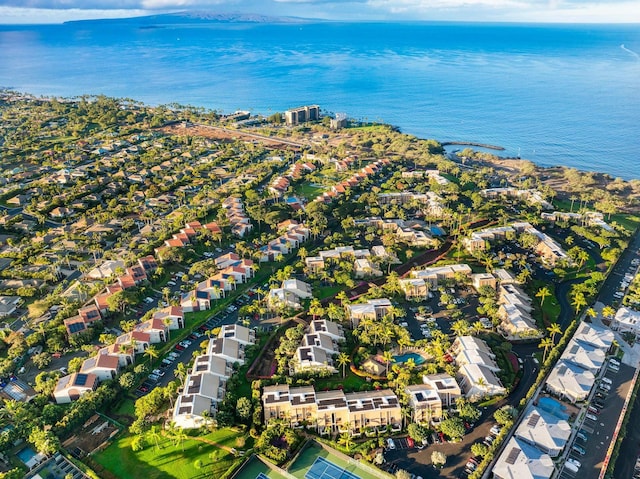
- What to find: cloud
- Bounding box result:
[0,0,638,22]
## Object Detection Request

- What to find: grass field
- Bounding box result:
[314,368,370,394]
[93,428,245,479]
[235,456,288,479]
[287,442,386,479]
[294,183,327,201]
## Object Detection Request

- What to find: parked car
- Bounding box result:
[586,413,598,422]
[566,458,581,473]
[490,425,502,436]
[572,445,586,456]
[576,431,588,442]
[386,438,396,450]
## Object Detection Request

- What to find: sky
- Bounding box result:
[1,0,639,24]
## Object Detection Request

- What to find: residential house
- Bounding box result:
[218,324,256,347]
[611,307,640,338]
[514,407,571,458]
[492,437,555,479]
[79,353,120,382]
[545,359,595,403]
[54,373,98,404]
[268,278,313,311]
[399,278,429,300]
[207,337,245,365]
[0,296,20,317]
[153,306,185,330]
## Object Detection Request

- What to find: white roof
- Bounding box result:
[561,338,605,373]
[573,321,614,349]
[515,407,571,454]
[546,359,595,402]
[493,436,555,479]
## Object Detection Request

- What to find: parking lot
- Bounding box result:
[558,360,635,479]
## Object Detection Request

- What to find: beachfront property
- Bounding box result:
[492,436,555,479]
[262,385,402,436]
[401,169,450,185]
[346,298,393,328]
[514,407,571,457]
[285,105,320,125]
[53,373,98,404]
[268,278,313,311]
[545,322,612,403]
[421,373,462,407]
[541,210,615,232]
[451,336,506,401]
[464,221,569,266]
[480,188,553,210]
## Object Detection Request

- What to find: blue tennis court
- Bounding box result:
[256,474,269,479]
[305,457,361,479]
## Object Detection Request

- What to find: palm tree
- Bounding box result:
[337,352,350,378]
[602,305,616,322]
[569,195,578,212]
[163,317,173,341]
[577,249,590,269]
[382,350,394,376]
[309,298,324,320]
[174,362,188,386]
[471,321,485,336]
[451,320,470,337]
[571,292,587,315]
[539,337,554,362]
[536,287,551,307]
[144,345,159,369]
[547,323,562,343]
[338,432,354,452]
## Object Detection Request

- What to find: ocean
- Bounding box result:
[0,20,639,179]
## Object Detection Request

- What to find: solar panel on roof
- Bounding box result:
[68,322,86,333]
[527,413,541,427]
[75,374,89,386]
[505,447,520,465]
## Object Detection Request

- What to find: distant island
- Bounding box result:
[65,11,315,26]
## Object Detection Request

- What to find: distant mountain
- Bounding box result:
[65,11,316,26]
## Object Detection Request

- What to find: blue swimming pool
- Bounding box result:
[16,446,37,465]
[537,396,570,420]
[393,352,426,365]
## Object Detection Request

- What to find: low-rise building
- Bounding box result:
[405,385,442,424]
[54,373,98,404]
[422,373,462,407]
[346,298,393,328]
[493,436,555,479]
[514,407,571,457]
[545,359,595,403]
[611,307,640,338]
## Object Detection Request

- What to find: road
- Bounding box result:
[595,228,640,308]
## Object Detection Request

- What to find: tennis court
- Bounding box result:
[305,457,360,479]
[287,441,386,479]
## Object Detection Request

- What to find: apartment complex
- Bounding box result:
[173,325,254,429]
[262,385,402,436]
[285,105,320,125]
[451,336,506,401]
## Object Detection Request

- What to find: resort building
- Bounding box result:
[422,373,462,407]
[514,407,571,457]
[611,307,640,338]
[451,337,506,401]
[346,298,393,328]
[262,385,402,436]
[285,105,320,125]
[497,283,541,340]
[480,188,553,210]
[79,353,120,382]
[411,264,472,288]
[493,437,555,479]
[293,320,345,375]
[399,278,429,300]
[573,322,614,350]
[405,385,443,424]
[545,359,595,403]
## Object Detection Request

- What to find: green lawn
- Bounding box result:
[314,368,370,393]
[235,456,288,479]
[93,428,245,479]
[293,183,327,201]
[315,285,344,300]
[611,213,640,233]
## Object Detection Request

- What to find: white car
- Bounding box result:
[386,438,396,450]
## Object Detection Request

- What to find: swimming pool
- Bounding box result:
[393,352,426,365]
[537,396,570,420]
[16,446,37,465]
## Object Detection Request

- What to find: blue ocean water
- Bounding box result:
[0,21,639,179]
